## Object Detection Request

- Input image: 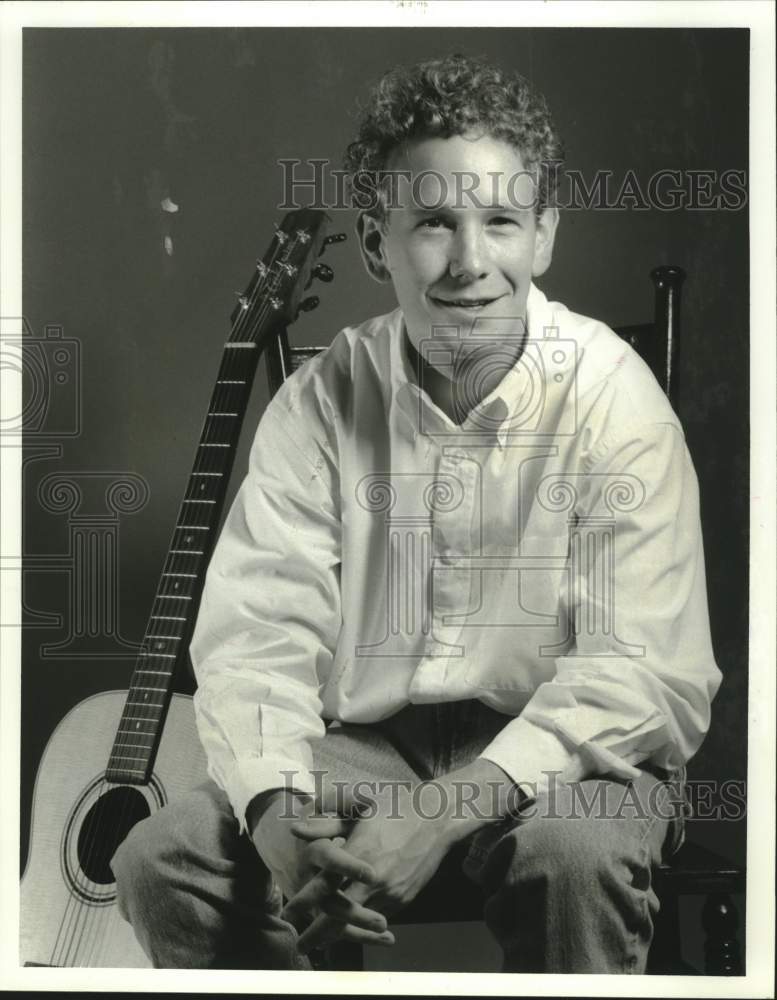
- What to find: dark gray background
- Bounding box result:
[21,27,749,969]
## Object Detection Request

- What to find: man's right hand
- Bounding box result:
[247,789,394,949]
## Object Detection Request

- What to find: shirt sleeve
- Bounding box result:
[479,420,722,799]
[189,388,341,833]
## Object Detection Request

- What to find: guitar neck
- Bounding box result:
[103,208,332,785]
[106,342,266,783]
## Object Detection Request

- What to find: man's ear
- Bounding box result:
[531,207,559,278]
[356,213,392,283]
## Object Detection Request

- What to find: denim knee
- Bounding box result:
[110,782,243,923]
[109,785,281,968]
[111,804,177,925]
[481,813,609,892]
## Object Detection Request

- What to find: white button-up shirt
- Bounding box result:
[190,283,721,830]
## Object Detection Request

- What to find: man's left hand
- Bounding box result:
[285,782,454,953]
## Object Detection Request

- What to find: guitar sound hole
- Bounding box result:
[77,787,151,885]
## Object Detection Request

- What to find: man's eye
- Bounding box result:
[418,217,450,229]
[489,216,519,227]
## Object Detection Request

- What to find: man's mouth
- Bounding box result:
[430,295,504,309]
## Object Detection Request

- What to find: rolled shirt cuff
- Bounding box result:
[477,714,641,804]
[216,754,319,835]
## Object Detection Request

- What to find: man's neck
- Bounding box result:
[403,326,527,426]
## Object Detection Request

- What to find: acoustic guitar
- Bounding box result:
[20,208,339,967]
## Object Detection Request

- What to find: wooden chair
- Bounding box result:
[264,266,745,975]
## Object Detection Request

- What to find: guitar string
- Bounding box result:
[51,224,313,967]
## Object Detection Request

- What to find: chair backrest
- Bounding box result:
[265,265,684,407]
[614,265,684,408]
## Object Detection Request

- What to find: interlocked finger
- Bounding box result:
[282,868,341,931]
[319,888,387,932]
[291,815,352,841]
[297,911,395,954]
[304,838,376,886]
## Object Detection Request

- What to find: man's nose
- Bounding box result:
[449,225,488,281]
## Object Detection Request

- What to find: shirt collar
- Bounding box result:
[389,283,560,448]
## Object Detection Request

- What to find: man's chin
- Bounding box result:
[421,309,528,344]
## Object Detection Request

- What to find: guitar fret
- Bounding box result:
[170,549,203,555]
[107,767,147,776]
[183,499,216,504]
[216,380,246,385]
[157,594,192,601]
[207,414,237,418]
[176,524,210,529]
[126,701,163,709]
[132,685,166,692]
[163,573,197,578]
[135,669,171,675]
[199,443,230,448]
[117,728,156,737]
[144,635,181,640]
[110,753,150,762]
[112,742,154,751]
[150,615,187,621]
[143,652,177,658]
[224,343,257,349]
[189,474,223,478]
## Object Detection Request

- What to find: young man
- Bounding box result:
[112,54,721,973]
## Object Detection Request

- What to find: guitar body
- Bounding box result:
[21,691,205,968]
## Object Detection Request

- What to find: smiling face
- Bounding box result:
[358,133,559,373]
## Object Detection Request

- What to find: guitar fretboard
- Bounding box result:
[106,345,262,783]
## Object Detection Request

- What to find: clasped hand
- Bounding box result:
[282,783,454,954]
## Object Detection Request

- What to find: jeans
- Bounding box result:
[111,701,685,972]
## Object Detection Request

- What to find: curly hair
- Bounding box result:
[343,53,564,220]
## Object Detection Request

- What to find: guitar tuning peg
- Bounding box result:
[313,263,334,283]
[298,295,320,313]
[320,232,347,255]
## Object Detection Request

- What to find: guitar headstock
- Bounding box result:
[229,209,345,345]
